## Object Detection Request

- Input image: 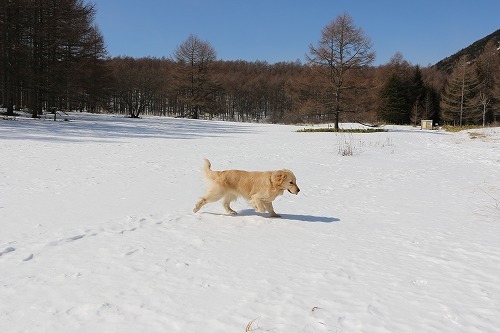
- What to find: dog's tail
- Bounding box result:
[202,158,215,180]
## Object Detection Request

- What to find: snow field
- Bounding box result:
[1,113,499,332]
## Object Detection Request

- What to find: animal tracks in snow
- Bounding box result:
[0,244,36,262]
[0,246,15,256]
[48,234,88,246]
[2,214,182,263]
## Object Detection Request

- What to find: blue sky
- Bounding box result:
[86,0,499,66]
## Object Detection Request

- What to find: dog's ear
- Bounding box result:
[271,171,286,186]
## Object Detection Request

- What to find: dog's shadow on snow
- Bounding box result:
[281,213,340,223]
[238,209,339,223]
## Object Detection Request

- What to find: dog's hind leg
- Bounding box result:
[193,185,225,213]
[223,193,238,215]
[193,198,208,213]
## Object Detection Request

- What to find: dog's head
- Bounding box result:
[272,170,300,194]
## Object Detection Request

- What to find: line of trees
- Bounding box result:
[0,0,109,118]
[377,53,441,125]
[1,4,499,125]
[439,41,500,126]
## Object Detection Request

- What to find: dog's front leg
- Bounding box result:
[264,201,281,218]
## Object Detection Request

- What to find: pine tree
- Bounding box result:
[378,74,412,124]
[409,66,426,125]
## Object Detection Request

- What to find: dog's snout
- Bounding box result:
[296,187,300,194]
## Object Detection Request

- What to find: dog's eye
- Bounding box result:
[289,181,293,184]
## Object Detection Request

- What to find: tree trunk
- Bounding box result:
[334,88,340,129]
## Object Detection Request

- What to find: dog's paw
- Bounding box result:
[270,213,281,218]
[227,210,238,215]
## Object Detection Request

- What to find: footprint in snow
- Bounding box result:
[0,246,15,256]
[124,248,145,256]
[66,234,85,242]
[367,304,384,317]
[49,234,86,246]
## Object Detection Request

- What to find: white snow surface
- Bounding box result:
[1,113,499,333]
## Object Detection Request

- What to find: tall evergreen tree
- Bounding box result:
[409,66,426,125]
[378,74,412,124]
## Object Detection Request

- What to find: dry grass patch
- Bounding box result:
[298,128,386,133]
[468,131,489,140]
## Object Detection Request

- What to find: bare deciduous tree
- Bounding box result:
[307,12,375,129]
[440,56,481,125]
[112,57,165,118]
[173,34,217,119]
[478,91,490,127]
[476,40,500,124]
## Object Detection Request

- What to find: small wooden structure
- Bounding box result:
[421,119,433,130]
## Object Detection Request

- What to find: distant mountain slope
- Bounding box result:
[433,29,500,72]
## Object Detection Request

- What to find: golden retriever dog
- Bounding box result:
[193,159,300,217]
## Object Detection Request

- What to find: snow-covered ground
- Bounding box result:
[1,113,499,332]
